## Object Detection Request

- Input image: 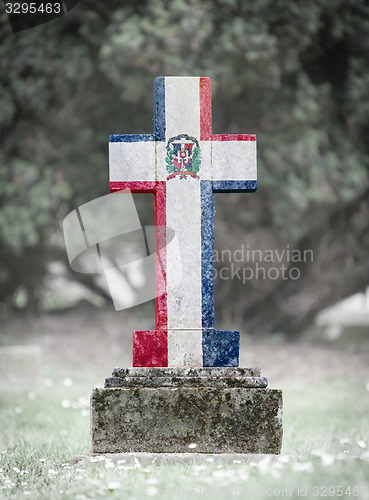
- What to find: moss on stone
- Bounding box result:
[91,386,283,454]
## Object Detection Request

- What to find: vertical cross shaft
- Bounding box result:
[109,77,257,367]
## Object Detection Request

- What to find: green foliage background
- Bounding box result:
[0,0,369,333]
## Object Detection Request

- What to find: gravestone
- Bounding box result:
[91,77,283,453]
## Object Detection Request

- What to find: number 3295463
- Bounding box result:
[5,3,62,14]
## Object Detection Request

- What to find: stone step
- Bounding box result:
[105,375,268,388]
[112,367,261,378]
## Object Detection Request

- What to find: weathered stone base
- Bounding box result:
[91,368,283,454]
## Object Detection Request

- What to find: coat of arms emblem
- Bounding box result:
[165,134,201,180]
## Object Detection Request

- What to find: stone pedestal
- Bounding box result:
[91,368,283,454]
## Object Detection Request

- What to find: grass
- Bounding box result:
[1,377,369,499]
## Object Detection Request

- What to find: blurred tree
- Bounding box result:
[0,0,368,333]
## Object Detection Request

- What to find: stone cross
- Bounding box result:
[109,77,257,368]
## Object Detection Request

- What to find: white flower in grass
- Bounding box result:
[13,467,20,474]
[24,491,31,496]
[292,462,314,472]
[238,468,249,481]
[321,454,335,466]
[212,469,228,479]
[63,378,73,387]
[104,462,114,469]
[212,469,222,478]
[15,407,22,414]
[358,440,367,449]
[90,458,99,463]
[78,396,89,407]
[146,486,159,496]
[48,469,58,477]
[4,477,14,487]
[271,468,281,479]
[81,410,89,417]
[188,443,197,449]
[146,477,158,485]
[27,392,37,400]
[256,455,272,474]
[116,459,126,464]
[366,382,369,391]
[108,482,121,491]
[61,400,70,409]
[193,464,207,472]
[339,438,349,444]
[206,457,214,463]
[39,459,46,463]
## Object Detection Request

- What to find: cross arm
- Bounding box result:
[211,134,257,193]
[109,134,156,192]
